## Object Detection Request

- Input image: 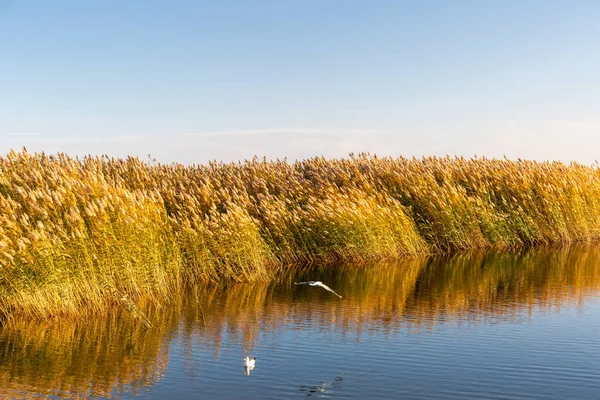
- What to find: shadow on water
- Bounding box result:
[1,244,600,397]
[299,373,345,398]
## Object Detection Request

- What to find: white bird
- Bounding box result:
[243,357,256,367]
[294,281,342,298]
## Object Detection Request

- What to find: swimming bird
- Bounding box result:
[294,281,342,298]
[243,357,256,367]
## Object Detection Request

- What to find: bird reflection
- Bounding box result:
[299,374,345,397]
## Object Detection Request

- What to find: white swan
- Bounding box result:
[243,357,256,367]
[294,281,342,298]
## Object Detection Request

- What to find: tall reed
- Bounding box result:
[2,149,600,319]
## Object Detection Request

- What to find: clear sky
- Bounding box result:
[1,1,599,164]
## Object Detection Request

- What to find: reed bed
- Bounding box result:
[1,149,600,319]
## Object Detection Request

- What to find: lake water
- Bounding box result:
[1,245,600,399]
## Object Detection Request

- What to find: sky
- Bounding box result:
[1,0,599,164]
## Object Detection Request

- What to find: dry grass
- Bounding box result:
[2,149,600,319]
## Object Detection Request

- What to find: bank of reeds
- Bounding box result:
[1,149,600,319]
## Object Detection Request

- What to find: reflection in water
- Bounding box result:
[299,374,345,398]
[0,305,179,398]
[1,245,600,397]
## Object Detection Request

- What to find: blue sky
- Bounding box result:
[1,1,599,164]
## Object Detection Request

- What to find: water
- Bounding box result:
[1,245,600,399]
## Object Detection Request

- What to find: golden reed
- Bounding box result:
[1,149,600,319]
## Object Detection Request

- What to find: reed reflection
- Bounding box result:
[410,245,600,322]
[1,245,600,397]
[188,245,600,343]
[0,303,181,398]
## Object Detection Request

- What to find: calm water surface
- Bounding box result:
[1,246,600,399]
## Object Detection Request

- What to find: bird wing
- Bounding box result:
[315,282,342,298]
[294,282,311,285]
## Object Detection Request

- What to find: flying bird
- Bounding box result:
[294,281,342,298]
